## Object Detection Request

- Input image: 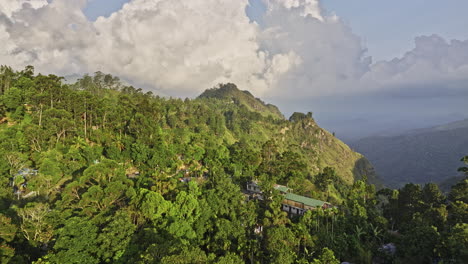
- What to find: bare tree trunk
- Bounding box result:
[39,104,43,127]
[103,112,107,129]
[84,111,87,140]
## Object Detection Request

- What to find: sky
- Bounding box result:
[83,0,468,61]
[1,0,467,140]
[323,0,468,61]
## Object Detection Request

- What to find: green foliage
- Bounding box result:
[47,217,99,264]
[449,177,468,203]
[198,83,284,120]
[311,247,340,264]
[2,87,22,111]
[457,155,468,175]
[96,211,136,262]
[440,223,468,263]
[0,214,17,263]
[0,66,464,264]
[397,224,440,263]
[265,226,298,264]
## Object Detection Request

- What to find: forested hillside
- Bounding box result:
[352,121,468,188]
[0,66,466,263]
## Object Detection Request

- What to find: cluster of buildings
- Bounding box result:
[246,181,332,215]
[11,168,38,198]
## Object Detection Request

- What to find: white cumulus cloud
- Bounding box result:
[258,1,371,97]
[265,0,324,20]
[88,0,270,96]
[0,0,467,101]
[0,0,48,18]
[364,35,468,90]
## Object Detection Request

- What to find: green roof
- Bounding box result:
[274,185,290,193]
[284,193,326,207]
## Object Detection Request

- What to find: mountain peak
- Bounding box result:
[198,83,284,119]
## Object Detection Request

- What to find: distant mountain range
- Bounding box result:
[406,119,468,135]
[351,119,468,188]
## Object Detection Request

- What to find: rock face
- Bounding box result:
[352,119,468,187]
[198,84,378,185]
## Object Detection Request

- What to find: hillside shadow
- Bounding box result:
[353,156,384,189]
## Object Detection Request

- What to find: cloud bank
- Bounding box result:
[1,0,468,100]
[363,35,468,94]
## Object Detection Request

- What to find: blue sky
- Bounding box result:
[322,0,468,60]
[83,0,129,20]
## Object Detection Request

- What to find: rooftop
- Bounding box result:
[273,184,291,193]
[284,193,327,208]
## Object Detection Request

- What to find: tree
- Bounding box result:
[311,247,340,264]
[258,140,280,178]
[16,203,53,246]
[276,151,308,183]
[422,183,445,207]
[160,247,209,264]
[95,211,136,263]
[439,223,468,263]
[262,188,290,227]
[447,201,468,226]
[396,183,423,228]
[458,155,468,175]
[134,189,171,223]
[20,65,35,79]
[228,141,260,181]
[216,252,243,264]
[448,178,468,203]
[397,224,440,263]
[2,87,22,111]
[203,176,246,255]
[0,66,15,95]
[45,217,99,264]
[0,214,17,263]
[315,167,337,195]
[166,184,202,242]
[42,108,74,143]
[265,226,298,264]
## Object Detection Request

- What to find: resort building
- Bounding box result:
[246,181,331,215]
